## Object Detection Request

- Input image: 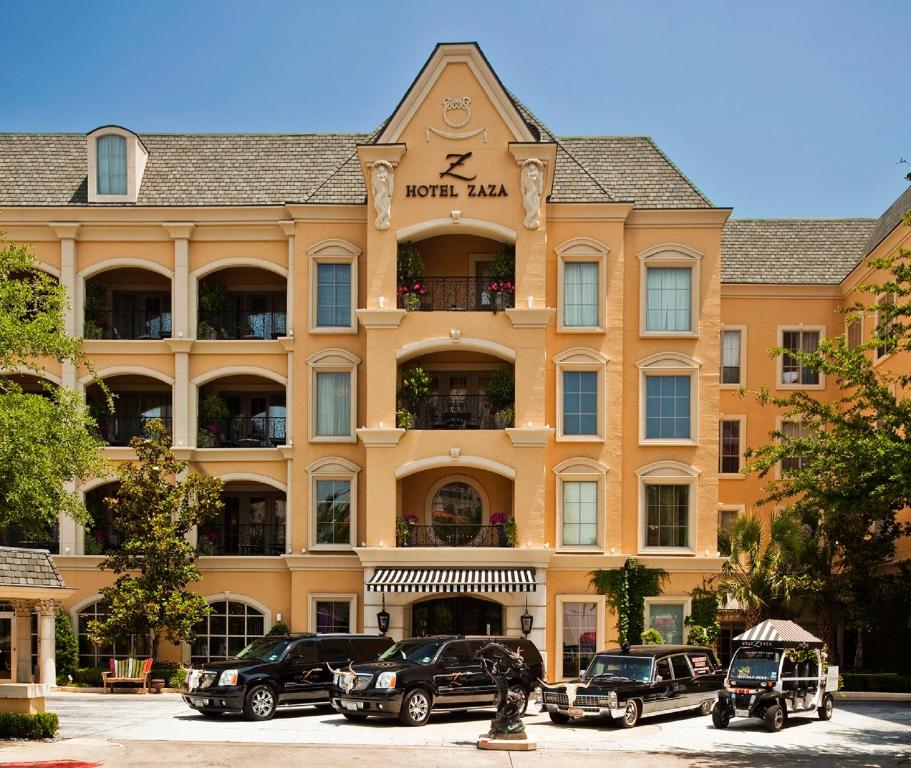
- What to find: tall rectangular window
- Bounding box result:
[316,263,352,327]
[646,267,691,332]
[315,479,351,545]
[721,330,742,384]
[877,293,895,360]
[561,602,597,678]
[563,262,599,327]
[847,319,863,350]
[562,481,597,546]
[781,330,820,385]
[315,372,351,436]
[97,134,127,195]
[645,375,691,440]
[646,603,685,645]
[645,484,689,547]
[315,601,351,633]
[781,420,811,472]
[562,371,598,436]
[719,419,741,474]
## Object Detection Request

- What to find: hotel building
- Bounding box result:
[1,43,908,679]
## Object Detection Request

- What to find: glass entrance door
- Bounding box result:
[0,614,14,680]
[412,597,503,636]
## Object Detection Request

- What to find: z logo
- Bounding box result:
[440,152,477,182]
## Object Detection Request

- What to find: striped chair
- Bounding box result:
[102,657,154,693]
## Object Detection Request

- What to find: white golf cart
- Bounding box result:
[712,619,838,733]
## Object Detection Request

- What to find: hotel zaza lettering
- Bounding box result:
[405,151,509,198]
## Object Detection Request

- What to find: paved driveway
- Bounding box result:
[39,691,911,756]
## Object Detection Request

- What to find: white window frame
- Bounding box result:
[553,458,608,552]
[644,596,692,645]
[777,325,825,390]
[309,593,357,633]
[775,416,812,478]
[555,237,609,333]
[717,503,744,539]
[308,348,360,443]
[554,348,608,443]
[555,594,605,681]
[638,244,702,338]
[306,456,360,550]
[637,352,700,446]
[718,415,746,478]
[86,126,148,204]
[720,325,747,388]
[308,239,360,334]
[636,460,700,555]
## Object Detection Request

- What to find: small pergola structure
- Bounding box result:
[0,546,74,712]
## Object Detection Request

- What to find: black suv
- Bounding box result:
[182,633,393,720]
[331,635,543,726]
[541,644,724,728]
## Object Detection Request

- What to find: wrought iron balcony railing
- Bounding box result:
[197,523,285,556]
[95,415,172,446]
[397,523,511,548]
[197,416,286,448]
[197,310,287,340]
[407,395,512,430]
[0,525,58,553]
[398,277,515,312]
[84,310,172,340]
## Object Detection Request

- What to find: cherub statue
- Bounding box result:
[371,161,394,231]
[520,159,544,230]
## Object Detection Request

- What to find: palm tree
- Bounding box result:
[715,509,813,626]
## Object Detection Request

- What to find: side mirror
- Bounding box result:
[442,656,461,668]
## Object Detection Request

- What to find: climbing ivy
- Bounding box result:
[686,584,721,647]
[591,558,667,644]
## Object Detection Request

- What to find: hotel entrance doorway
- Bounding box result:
[412,596,503,636]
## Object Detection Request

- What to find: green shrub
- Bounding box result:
[69,667,105,687]
[267,621,289,636]
[169,667,187,688]
[54,609,79,682]
[841,673,911,693]
[641,628,664,644]
[0,712,59,739]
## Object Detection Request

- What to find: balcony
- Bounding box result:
[196,415,286,448]
[197,381,286,448]
[87,377,172,447]
[0,524,59,552]
[84,482,120,555]
[197,268,287,340]
[197,487,286,556]
[84,309,172,340]
[83,268,171,340]
[397,276,514,313]
[197,309,286,340]
[410,394,510,430]
[397,523,510,548]
[95,415,172,447]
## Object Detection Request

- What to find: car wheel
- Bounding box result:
[711,701,730,729]
[818,694,834,721]
[549,711,571,725]
[695,699,712,716]
[342,712,368,722]
[617,700,640,728]
[399,688,432,727]
[197,708,222,718]
[243,684,277,721]
[764,703,784,733]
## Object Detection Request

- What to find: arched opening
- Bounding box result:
[86,374,172,446]
[83,482,121,555]
[84,267,172,340]
[76,598,150,668]
[411,596,503,636]
[191,599,266,663]
[197,266,286,340]
[398,467,513,548]
[397,234,513,312]
[398,350,514,430]
[197,374,286,448]
[197,480,286,556]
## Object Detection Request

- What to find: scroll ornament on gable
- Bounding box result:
[521,159,544,230]
[371,160,395,230]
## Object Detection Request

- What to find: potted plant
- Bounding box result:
[83,280,108,339]
[198,278,231,337]
[486,369,514,428]
[488,244,515,312]
[199,392,230,446]
[398,367,431,427]
[396,512,417,546]
[396,407,415,430]
[493,404,514,429]
[397,242,426,311]
[490,512,517,547]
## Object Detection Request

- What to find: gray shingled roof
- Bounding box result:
[721,218,877,284]
[0,546,65,589]
[864,185,911,257]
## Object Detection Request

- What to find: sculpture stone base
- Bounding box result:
[478,734,537,751]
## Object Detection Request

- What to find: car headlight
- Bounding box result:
[218,669,239,686]
[375,671,397,689]
[608,691,618,708]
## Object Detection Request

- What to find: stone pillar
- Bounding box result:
[35,600,60,687]
[162,223,194,340]
[10,600,34,683]
[173,351,189,449]
[278,221,295,336]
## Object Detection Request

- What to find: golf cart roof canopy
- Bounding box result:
[735,620,824,649]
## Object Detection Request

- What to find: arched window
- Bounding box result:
[430,481,482,545]
[97,135,127,195]
[191,600,265,663]
[76,600,149,668]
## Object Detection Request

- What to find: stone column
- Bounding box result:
[10,600,34,683]
[35,600,60,687]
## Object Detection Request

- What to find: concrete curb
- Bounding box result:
[835,691,911,701]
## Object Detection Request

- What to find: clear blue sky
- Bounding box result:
[3,0,908,218]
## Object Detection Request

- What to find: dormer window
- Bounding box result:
[86,125,148,203]
[97,135,127,195]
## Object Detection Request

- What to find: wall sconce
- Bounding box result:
[275,612,283,623]
[521,595,533,638]
[378,296,385,309]
[377,594,390,635]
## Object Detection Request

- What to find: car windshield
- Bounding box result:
[730,649,781,681]
[377,640,443,665]
[235,638,292,662]
[585,655,652,683]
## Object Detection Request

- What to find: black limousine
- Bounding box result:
[541,644,725,728]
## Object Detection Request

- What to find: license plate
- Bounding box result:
[342,701,363,711]
[735,709,750,718]
[567,707,584,718]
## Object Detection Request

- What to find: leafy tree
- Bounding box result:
[54,608,79,682]
[591,558,667,644]
[0,236,105,533]
[714,510,811,627]
[88,421,223,659]
[745,210,911,666]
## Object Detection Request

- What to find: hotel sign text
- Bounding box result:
[404,152,509,199]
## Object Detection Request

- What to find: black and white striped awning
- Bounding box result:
[366,567,537,593]
[735,620,823,647]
